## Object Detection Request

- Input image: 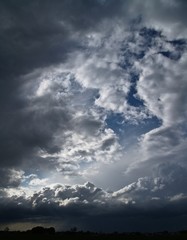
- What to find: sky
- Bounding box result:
[0,0,187,233]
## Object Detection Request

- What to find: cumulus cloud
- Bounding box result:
[1,181,187,232]
[137,48,187,126]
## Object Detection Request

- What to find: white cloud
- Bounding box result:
[29,178,48,187]
[71,27,135,115]
[137,51,187,126]
[137,0,187,38]
[1,0,187,232]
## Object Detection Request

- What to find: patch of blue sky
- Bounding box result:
[127,84,144,107]
[118,32,150,70]
[139,28,186,60]
[139,27,162,46]
[105,113,125,136]
[127,73,144,107]
[106,113,161,147]
[167,38,186,50]
[158,51,181,60]
[119,27,186,73]
[158,38,186,60]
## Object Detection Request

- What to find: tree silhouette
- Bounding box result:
[4,227,9,232]
[70,226,77,232]
[31,226,55,234]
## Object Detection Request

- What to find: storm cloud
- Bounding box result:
[0,0,187,233]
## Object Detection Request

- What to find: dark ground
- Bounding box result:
[0,231,187,240]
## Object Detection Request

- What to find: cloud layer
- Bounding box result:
[1,180,187,232]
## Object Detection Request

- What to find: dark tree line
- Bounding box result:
[27,226,55,234]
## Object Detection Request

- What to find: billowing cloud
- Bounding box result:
[1,181,187,232]
[0,0,187,233]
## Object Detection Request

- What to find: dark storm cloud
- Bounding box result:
[0,0,181,183]
[1,0,187,233]
[0,168,23,188]
[0,0,127,78]
[0,0,128,182]
[1,182,187,232]
[0,93,71,168]
[0,1,72,172]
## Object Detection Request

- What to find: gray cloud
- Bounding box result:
[1,181,187,232]
[1,0,187,233]
[0,169,24,188]
[0,93,72,168]
[0,0,129,184]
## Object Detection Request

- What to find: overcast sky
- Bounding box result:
[0,0,187,232]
